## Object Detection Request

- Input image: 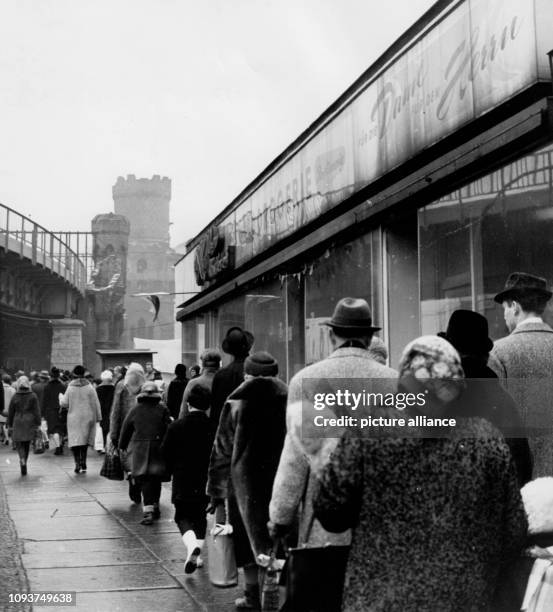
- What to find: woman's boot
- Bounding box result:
[71,447,80,473]
[80,446,87,472]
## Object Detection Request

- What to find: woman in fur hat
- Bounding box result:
[119,382,171,525]
[7,376,41,475]
[207,351,287,610]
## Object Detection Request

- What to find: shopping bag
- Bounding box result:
[99,444,124,480]
[207,500,238,587]
[40,419,49,448]
[94,423,105,452]
[260,550,281,611]
[33,428,45,454]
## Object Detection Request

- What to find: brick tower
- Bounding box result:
[112,174,177,348]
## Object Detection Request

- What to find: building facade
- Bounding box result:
[176,0,553,378]
[113,174,178,348]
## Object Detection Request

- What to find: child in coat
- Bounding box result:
[161,383,214,573]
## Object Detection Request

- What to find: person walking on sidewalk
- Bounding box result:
[178,350,221,418]
[161,383,215,573]
[60,365,101,474]
[7,376,40,476]
[165,364,189,420]
[110,362,146,503]
[207,351,287,610]
[42,367,67,455]
[209,327,254,427]
[96,370,115,448]
[119,382,171,525]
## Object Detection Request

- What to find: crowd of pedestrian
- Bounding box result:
[2,270,553,610]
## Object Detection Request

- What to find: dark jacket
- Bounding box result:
[110,381,139,446]
[166,376,189,420]
[119,398,171,479]
[42,378,67,435]
[207,376,288,563]
[161,410,215,503]
[445,356,533,486]
[96,383,115,435]
[210,358,246,426]
[314,418,528,612]
[8,390,41,442]
[31,380,47,415]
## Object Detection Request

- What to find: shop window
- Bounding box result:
[419,142,553,340]
[305,230,382,365]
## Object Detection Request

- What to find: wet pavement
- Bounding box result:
[0,444,242,612]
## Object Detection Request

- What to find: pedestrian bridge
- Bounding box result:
[0,203,88,373]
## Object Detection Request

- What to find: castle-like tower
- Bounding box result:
[112,174,177,347]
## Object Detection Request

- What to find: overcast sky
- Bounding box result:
[0,0,435,248]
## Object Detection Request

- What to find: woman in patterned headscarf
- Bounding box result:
[314,335,527,612]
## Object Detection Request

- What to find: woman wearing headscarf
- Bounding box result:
[96,370,115,448]
[119,382,171,525]
[42,367,67,455]
[207,351,287,610]
[60,365,101,473]
[110,362,146,502]
[314,335,528,612]
[7,376,41,475]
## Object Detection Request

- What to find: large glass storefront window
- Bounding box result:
[305,230,382,364]
[419,142,553,339]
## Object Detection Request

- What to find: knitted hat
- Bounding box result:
[187,384,211,411]
[244,351,278,377]
[100,370,113,382]
[137,381,162,401]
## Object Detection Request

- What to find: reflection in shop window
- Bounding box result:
[419,142,553,341]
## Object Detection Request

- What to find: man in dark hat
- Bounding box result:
[209,327,254,427]
[491,272,553,476]
[269,298,397,555]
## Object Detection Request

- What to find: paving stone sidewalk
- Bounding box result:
[0,444,242,612]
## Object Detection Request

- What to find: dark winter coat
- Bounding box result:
[96,383,115,435]
[314,418,528,612]
[42,378,67,435]
[31,380,47,415]
[8,390,41,442]
[207,376,287,564]
[209,358,246,426]
[119,398,171,480]
[161,410,215,503]
[165,376,189,420]
[445,357,533,486]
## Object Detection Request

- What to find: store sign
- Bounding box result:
[199,0,544,280]
[194,225,235,286]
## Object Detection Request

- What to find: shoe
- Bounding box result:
[74,465,81,474]
[140,512,154,526]
[152,504,160,520]
[129,480,141,504]
[81,463,87,473]
[20,464,27,476]
[234,594,261,610]
[184,546,201,574]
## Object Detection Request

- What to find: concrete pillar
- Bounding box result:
[50,319,85,370]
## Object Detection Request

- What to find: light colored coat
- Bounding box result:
[270,346,397,546]
[491,321,553,477]
[60,379,101,447]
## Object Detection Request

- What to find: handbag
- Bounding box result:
[100,442,124,480]
[207,500,239,587]
[282,470,350,612]
[33,429,45,454]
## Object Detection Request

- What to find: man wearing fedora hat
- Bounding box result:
[269,298,397,555]
[491,272,553,476]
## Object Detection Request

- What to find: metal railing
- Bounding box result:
[0,203,87,295]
